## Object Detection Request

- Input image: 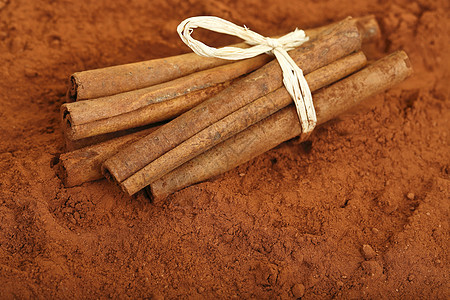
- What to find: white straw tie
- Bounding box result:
[177,16,317,133]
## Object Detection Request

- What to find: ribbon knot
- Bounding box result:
[263,37,283,49]
[177,16,317,134]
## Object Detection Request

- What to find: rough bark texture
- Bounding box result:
[56,126,160,187]
[58,52,366,190]
[103,18,363,184]
[122,52,367,195]
[148,51,413,200]
[62,78,233,140]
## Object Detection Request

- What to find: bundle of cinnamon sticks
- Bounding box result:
[55,16,413,201]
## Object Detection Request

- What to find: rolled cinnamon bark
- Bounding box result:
[64,123,165,151]
[58,52,365,188]
[68,53,232,102]
[121,52,367,195]
[62,76,235,141]
[103,17,363,187]
[55,126,160,187]
[68,16,379,101]
[147,51,413,201]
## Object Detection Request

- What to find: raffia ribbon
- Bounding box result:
[177,16,317,133]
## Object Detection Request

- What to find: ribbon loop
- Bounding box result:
[177,16,317,133]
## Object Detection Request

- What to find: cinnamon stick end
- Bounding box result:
[400,50,412,70]
[67,75,79,102]
[119,179,140,196]
[356,15,381,43]
[60,105,77,142]
[51,154,71,187]
[144,186,155,203]
[145,183,169,204]
[101,163,126,191]
[101,165,114,183]
[389,50,414,78]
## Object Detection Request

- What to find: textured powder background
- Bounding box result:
[0,0,448,298]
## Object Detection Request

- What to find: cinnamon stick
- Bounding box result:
[62,16,380,141]
[62,77,235,140]
[57,52,365,188]
[55,126,160,187]
[68,53,232,102]
[68,16,379,101]
[120,52,367,195]
[146,50,413,201]
[103,17,364,187]
[64,123,165,151]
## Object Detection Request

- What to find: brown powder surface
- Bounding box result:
[0,0,449,298]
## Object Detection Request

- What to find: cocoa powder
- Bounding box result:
[0,0,448,298]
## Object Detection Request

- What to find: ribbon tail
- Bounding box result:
[274,49,316,134]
